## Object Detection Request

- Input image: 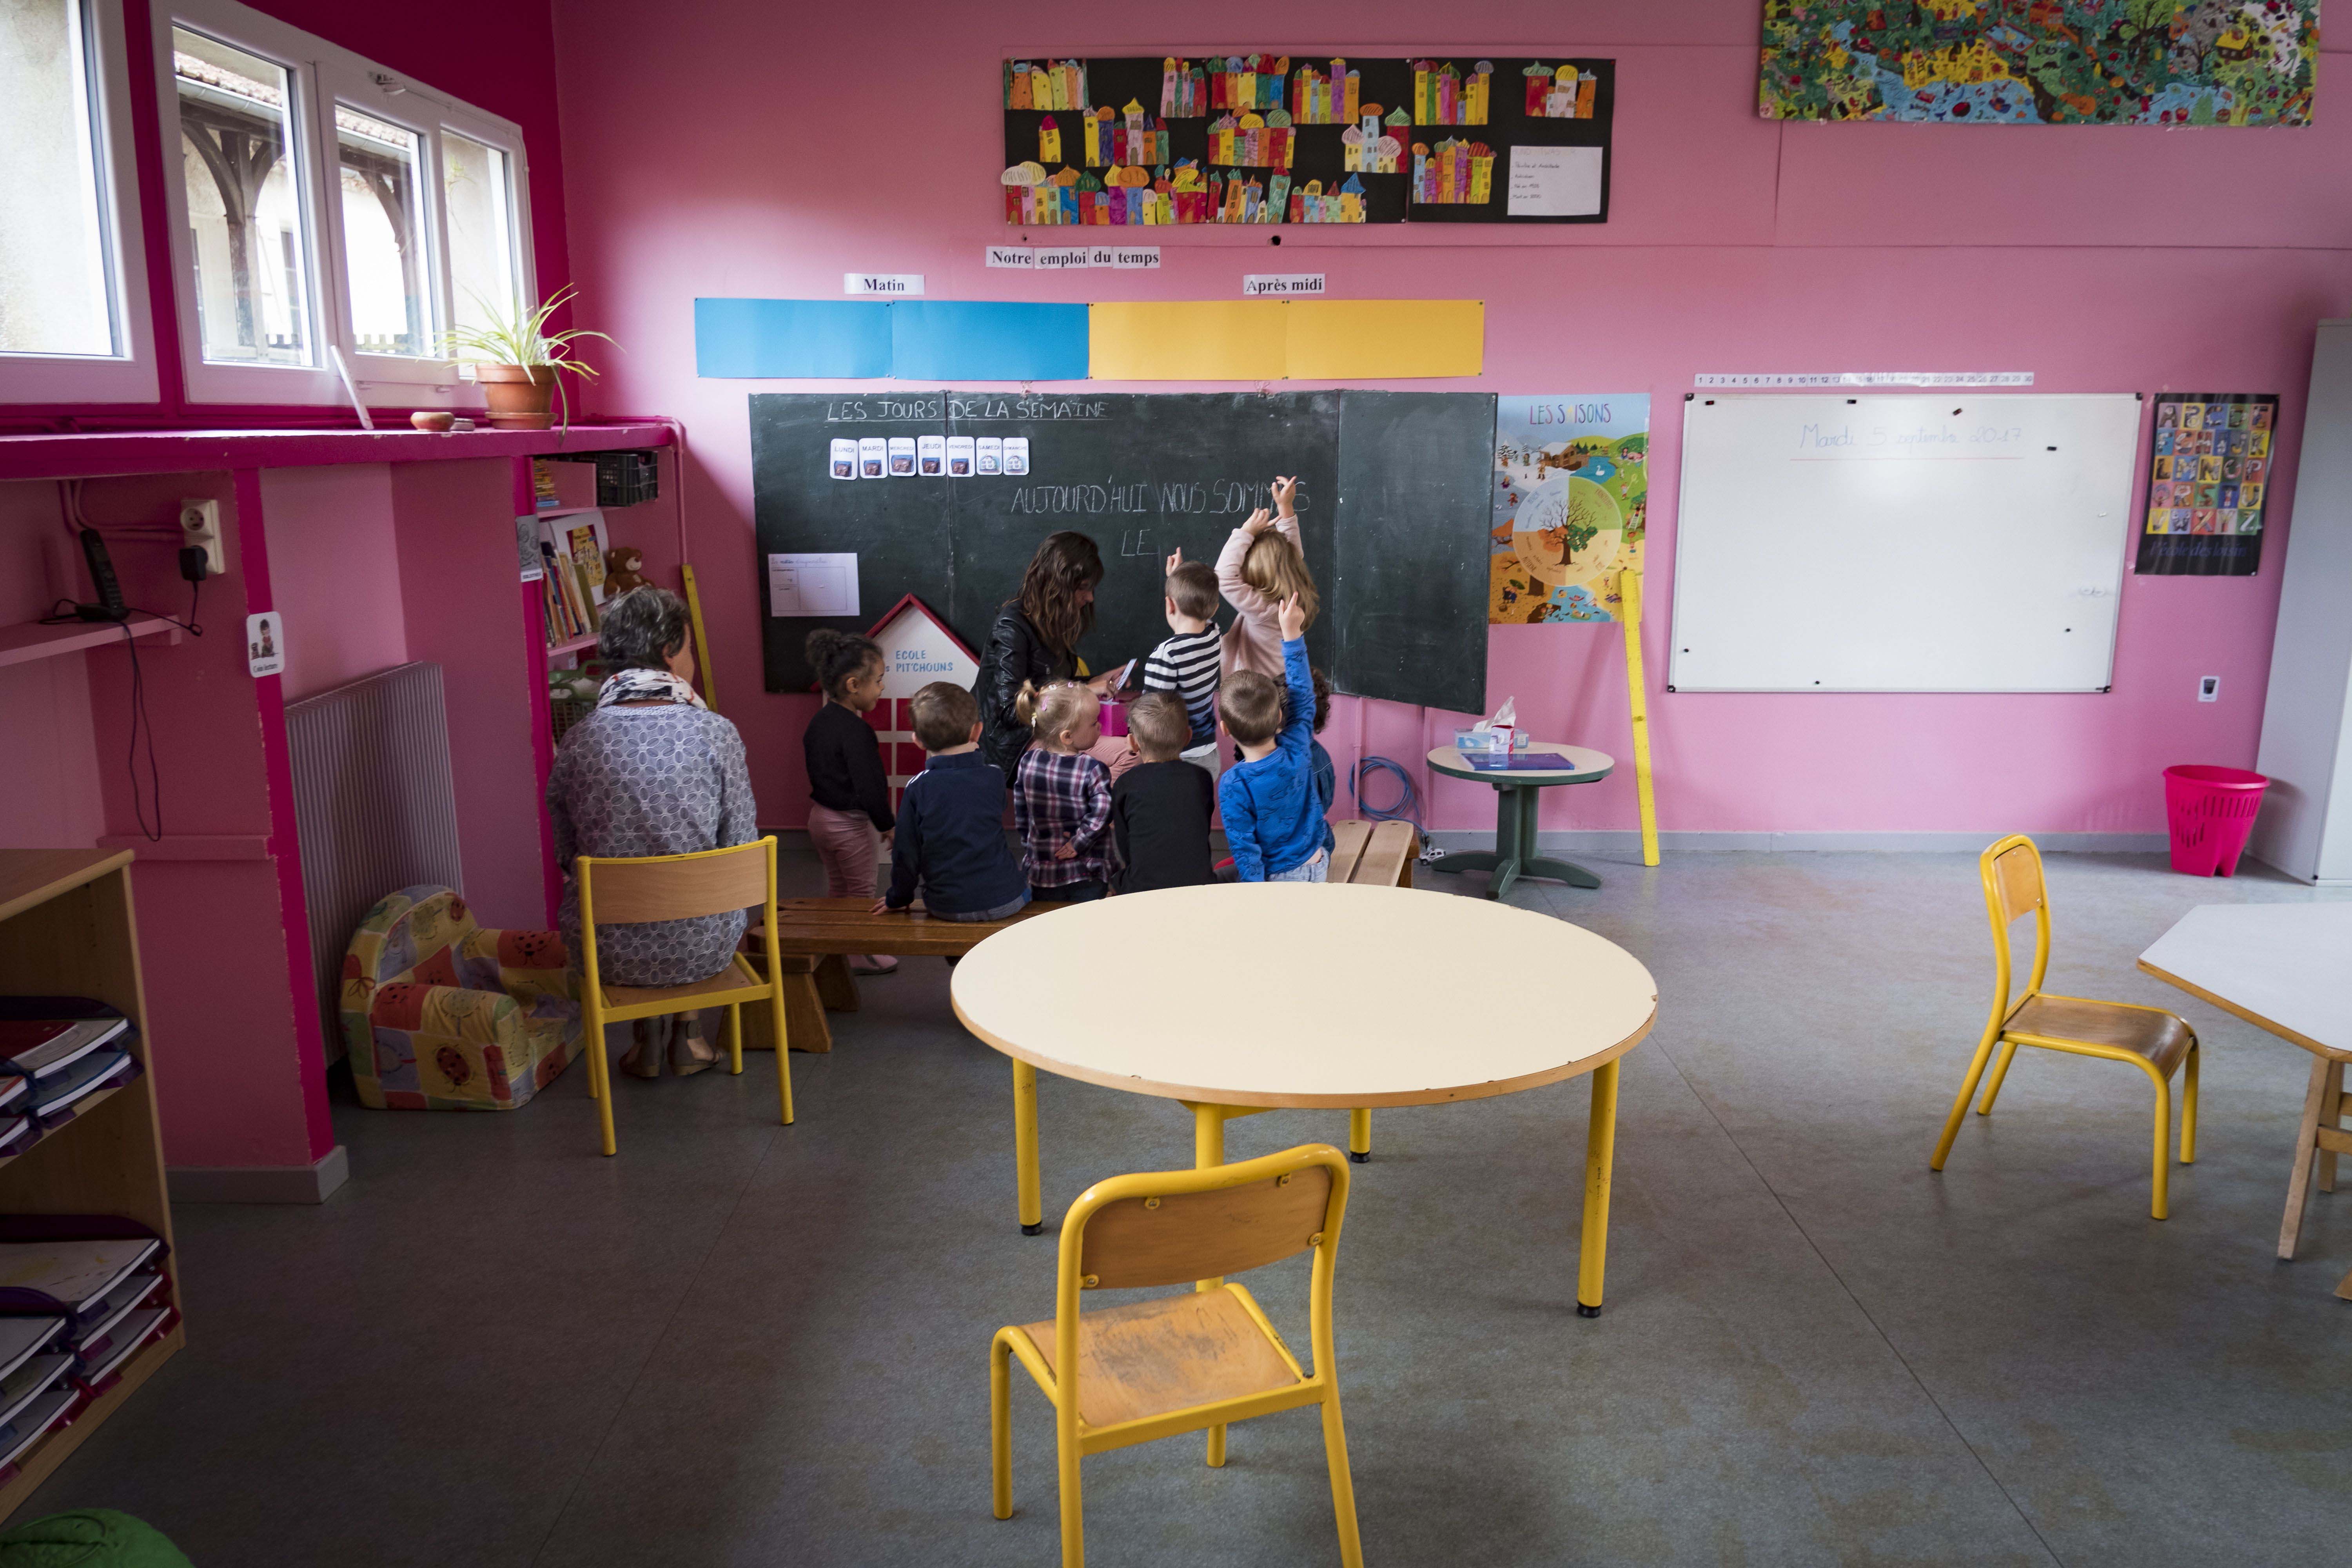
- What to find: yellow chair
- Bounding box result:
[990,1143,1362,1568]
[1931,835,2199,1218]
[576,837,794,1155]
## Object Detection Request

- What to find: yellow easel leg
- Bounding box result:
[680,561,717,713]
[1618,569,1660,868]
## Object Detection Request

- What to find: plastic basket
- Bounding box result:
[2161,764,2267,877]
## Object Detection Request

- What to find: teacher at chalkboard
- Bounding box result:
[974,531,1111,776]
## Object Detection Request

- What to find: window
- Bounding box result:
[0,0,156,402]
[156,0,532,405]
[172,25,314,366]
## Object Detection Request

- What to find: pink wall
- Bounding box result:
[0,485,106,848]
[390,459,552,929]
[552,1,2348,838]
[261,466,408,701]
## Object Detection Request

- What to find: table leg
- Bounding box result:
[1577,1059,1621,1318]
[1014,1059,1042,1236]
[1348,1107,1371,1163]
[1193,1101,1230,1468]
[2281,1056,2330,1261]
[1488,786,1528,900]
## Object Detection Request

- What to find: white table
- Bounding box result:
[951,883,1659,1316]
[2139,903,2352,1298]
[1424,743,1615,896]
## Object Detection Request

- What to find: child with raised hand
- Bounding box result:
[1111,691,1216,893]
[1010,680,1114,902]
[801,628,897,973]
[1141,549,1223,752]
[1217,592,1327,882]
[1216,474,1318,680]
[875,682,1028,922]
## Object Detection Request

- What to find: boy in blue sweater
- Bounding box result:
[875,683,1029,920]
[1216,593,1328,882]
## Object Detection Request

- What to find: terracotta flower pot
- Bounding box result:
[475,363,557,430]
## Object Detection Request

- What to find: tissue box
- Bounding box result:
[1454,728,1530,751]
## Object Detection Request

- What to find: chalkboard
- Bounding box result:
[750,390,1495,713]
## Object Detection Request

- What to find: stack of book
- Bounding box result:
[539,512,610,650]
[0,1004,143,1145]
[0,1223,175,1476]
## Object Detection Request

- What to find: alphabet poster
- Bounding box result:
[2136,393,2277,577]
[1490,396,1649,624]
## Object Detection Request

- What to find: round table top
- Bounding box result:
[1425,742,1615,786]
[950,884,1657,1109]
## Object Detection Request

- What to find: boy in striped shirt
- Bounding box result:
[1142,551,1223,750]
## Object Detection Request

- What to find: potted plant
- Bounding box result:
[442,286,615,431]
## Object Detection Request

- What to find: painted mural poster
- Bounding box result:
[1490,395,1648,624]
[1759,1,2318,126]
[2136,392,2278,575]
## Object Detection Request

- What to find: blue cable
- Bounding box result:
[1350,755,1436,858]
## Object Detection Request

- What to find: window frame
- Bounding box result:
[153,0,534,407]
[0,0,159,405]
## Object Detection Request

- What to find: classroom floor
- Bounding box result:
[23,846,2352,1566]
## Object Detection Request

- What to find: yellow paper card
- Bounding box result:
[1088,301,1287,380]
[1284,299,1485,379]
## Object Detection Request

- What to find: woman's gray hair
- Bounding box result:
[598,586,691,670]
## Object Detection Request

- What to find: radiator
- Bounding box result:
[286,662,465,1061]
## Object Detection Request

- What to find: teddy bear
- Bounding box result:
[603,546,650,597]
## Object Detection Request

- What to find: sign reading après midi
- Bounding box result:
[1242,274,1326,297]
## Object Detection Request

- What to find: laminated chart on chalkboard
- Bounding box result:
[1001,56,1611,226]
[750,390,1497,713]
[2136,393,2278,577]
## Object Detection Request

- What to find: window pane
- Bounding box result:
[337,105,431,356]
[0,0,116,357]
[443,131,517,346]
[174,27,312,365]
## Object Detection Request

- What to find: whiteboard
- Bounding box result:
[1668,394,2141,691]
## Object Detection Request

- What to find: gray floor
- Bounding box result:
[23,848,2352,1566]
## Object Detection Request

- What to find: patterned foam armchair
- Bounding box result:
[342,886,582,1111]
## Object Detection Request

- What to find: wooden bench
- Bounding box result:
[1328,819,1417,887]
[742,899,1066,1052]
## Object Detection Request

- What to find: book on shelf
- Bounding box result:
[539,513,611,651]
[29,1049,138,1126]
[0,1386,76,1473]
[0,1320,62,1389]
[72,1305,168,1389]
[0,1017,127,1078]
[0,1350,70,1433]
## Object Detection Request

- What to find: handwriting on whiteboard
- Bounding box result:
[1795,420,2026,455]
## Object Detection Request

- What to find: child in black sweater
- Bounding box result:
[1111,692,1216,893]
[802,629,896,973]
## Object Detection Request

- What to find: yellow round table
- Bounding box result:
[951,883,1658,1316]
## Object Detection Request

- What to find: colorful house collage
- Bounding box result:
[1340,108,1408,173]
[1000,160,1213,225]
[1083,102,1170,167]
[1289,175,1368,223]
[1412,137,1495,205]
[1410,59,1492,124]
[1003,59,1090,112]
[1208,110,1297,169]
[1291,59,1362,123]
[1524,62,1600,118]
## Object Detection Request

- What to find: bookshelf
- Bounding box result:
[0,849,183,1517]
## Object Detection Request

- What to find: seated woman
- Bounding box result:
[547,586,757,1078]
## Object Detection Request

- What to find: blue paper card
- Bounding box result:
[694,298,891,379]
[889,301,1089,382]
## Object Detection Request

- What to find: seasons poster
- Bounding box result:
[1490,395,1649,624]
[1759,1,2318,125]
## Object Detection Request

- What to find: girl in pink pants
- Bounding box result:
[802,629,898,974]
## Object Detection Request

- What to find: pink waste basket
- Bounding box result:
[2163,765,2268,877]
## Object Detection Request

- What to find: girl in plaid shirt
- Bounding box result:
[1010,681,1113,902]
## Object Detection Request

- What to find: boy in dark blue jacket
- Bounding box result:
[1216,593,1328,882]
[876,683,1029,920]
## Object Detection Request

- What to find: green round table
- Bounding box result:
[1426,742,1615,897]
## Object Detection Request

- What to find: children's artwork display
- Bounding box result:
[1003,55,1612,225]
[2137,393,2278,576]
[1490,395,1650,624]
[1759,1,2319,125]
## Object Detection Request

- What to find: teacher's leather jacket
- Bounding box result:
[973,605,1075,777]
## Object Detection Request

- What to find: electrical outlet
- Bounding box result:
[2198,675,2220,702]
[179,499,223,577]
